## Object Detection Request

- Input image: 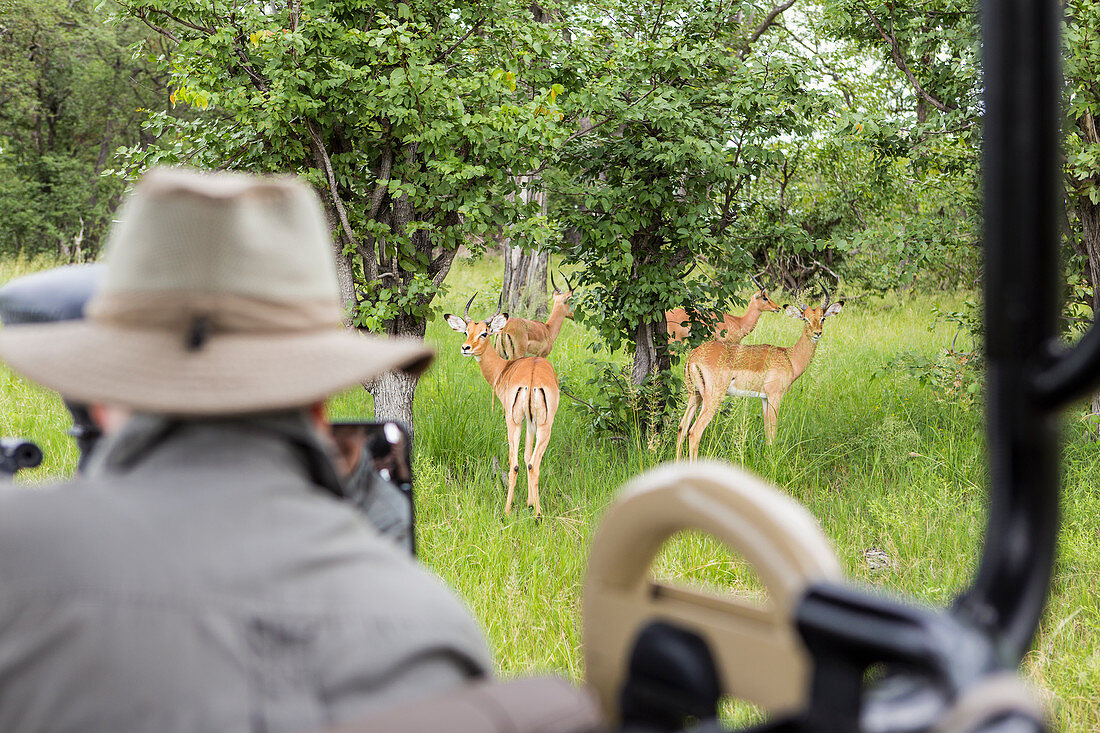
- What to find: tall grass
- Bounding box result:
[4,254,1098,729]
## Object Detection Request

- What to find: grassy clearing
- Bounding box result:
[4,255,1098,729]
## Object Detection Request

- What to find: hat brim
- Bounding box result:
[0,321,433,415]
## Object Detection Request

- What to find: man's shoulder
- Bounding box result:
[0,476,101,525]
[0,474,124,546]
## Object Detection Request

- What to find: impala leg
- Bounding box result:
[528,415,555,517]
[504,417,522,515]
[687,391,724,461]
[675,391,701,461]
[762,389,783,445]
[523,418,536,508]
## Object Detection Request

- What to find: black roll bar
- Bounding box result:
[953,0,1065,664]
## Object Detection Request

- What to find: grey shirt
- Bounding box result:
[0,415,491,733]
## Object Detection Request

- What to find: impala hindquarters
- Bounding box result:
[446,295,560,516]
[496,357,560,515]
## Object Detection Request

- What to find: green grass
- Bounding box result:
[5,254,1098,729]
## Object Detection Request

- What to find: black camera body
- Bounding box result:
[0,438,43,479]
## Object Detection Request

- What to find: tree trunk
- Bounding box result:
[316,195,359,327]
[630,318,671,385]
[1078,196,1100,424]
[501,175,550,318]
[502,246,550,317]
[1075,110,1100,428]
[333,245,357,327]
[631,318,672,448]
[373,369,419,430]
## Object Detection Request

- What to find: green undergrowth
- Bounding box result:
[4,255,1098,729]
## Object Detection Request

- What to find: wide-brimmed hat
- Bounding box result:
[0,167,432,415]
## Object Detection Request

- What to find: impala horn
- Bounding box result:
[550,271,560,294]
[820,285,831,307]
[563,272,574,292]
[463,292,478,321]
[750,271,765,293]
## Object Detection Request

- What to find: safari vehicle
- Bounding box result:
[0,1,1080,731]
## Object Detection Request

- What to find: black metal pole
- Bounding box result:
[956,0,1063,664]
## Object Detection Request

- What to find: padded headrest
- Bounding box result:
[0,264,104,326]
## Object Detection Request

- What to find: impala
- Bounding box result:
[665,276,781,343]
[675,292,843,458]
[446,294,560,517]
[495,272,575,359]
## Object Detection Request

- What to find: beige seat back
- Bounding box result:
[583,461,841,722]
[326,676,602,733]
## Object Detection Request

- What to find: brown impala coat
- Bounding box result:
[676,301,843,458]
[495,289,574,359]
[446,311,559,517]
[665,290,781,343]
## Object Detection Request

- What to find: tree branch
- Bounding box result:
[433,17,486,64]
[860,2,956,114]
[742,0,797,58]
[146,7,215,35]
[307,121,375,281]
[134,9,181,44]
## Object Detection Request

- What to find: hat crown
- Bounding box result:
[99,168,340,305]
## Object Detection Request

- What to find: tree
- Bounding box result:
[0,0,167,259]
[551,0,821,398]
[115,0,566,427]
[823,0,1100,421]
[1063,0,1100,420]
[814,0,983,291]
[500,2,566,320]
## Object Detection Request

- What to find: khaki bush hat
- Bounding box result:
[0,167,432,415]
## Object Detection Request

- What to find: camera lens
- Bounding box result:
[13,441,42,470]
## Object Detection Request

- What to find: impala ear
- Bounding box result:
[445,314,468,333]
[488,313,509,333]
[824,301,844,318]
[784,304,805,320]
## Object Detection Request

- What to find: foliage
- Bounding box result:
[1063,0,1100,205]
[1062,0,1100,342]
[797,0,982,292]
[880,301,984,410]
[545,0,826,410]
[111,0,568,336]
[572,359,683,443]
[0,0,167,259]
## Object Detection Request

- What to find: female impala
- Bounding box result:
[495,272,575,359]
[666,277,781,343]
[675,293,843,458]
[446,294,560,517]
